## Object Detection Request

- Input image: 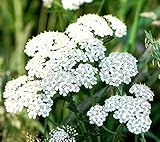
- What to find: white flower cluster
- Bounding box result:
[104,96,152,134]
[75,64,98,89]
[87,84,154,134]
[104,15,127,37]
[99,52,138,87]
[3,75,53,119]
[42,0,54,8]
[49,125,78,142]
[3,14,128,119]
[87,104,108,126]
[129,84,154,101]
[25,31,100,96]
[61,0,94,10]
[66,25,107,62]
[66,14,113,38]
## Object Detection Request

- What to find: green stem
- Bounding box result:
[96,86,109,103]
[96,127,101,142]
[97,135,101,142]
[124,0,144,52]
[43,118,48,140]
[96,0,105,14]
[117,85,123,96]
[141,133,146,142]
[47,13,57,31]
[89,88,94,105]
[112,124,123,142]
[12,0,25,74]
[48,117,58,127]
[67,95,92,142]
[102,126,117,135]
[38,6,48,33]
[145,131,160,141]
[58,13,64,31]
[135,135,139,142]
[79,121,92,142]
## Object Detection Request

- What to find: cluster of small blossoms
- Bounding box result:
[25,32,81,96]
[61,0,94,10]
[25,15,127,97]
[3,75,53,119]
[42,0,54,8]
[104,15,127,37]
[3,14,128,119]
[65,14,126,61]
[87,84,154,134]
[87,104,108,126]
[75,64,98,89]
[99,52,138,87]
[25,32,70,78]
[72,14,114,37]
[129,84,154,101]
[104,96,152,134]
[49,125,78,142]
[66,24,107,62]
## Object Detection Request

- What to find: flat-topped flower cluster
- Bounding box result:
[42,0,94,10]
[87,84,154,134]
[4,14,128,119]
[48,125,78,142]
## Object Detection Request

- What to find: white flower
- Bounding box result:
[129,84,154,101]
[87,104,108,127]
[24,30,102,96]
[99,52,138,87]
[140,12,157,20]
[25,32,76,78]
[42,63,98,96]
[61,0,94,10]
[66,23,106,62]
[25,52,47,78]
[103,15,127,37]
[3,76,53,119]
[126,115,152,134]
[75,63,98,89]
[103,95,121,112]
[24,31,73,57]
[41,69,80,97]
[76,14,113,37]
[49,125,78,142]
[42,0,53,8]
[104,95,152,134]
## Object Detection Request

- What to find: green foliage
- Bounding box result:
[145,31,160,66]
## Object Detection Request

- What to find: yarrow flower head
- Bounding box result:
[87,104,108,127]
[3,75,53,119]
[61,0,94,10]
[24,30,101,97]
[91,84,153,134]
[42,0,53,8]
[25,32,82,96]
[129,84,154,101]
[109,96,152,134]
[3,14,129,119]
[99,52,138,87]
[75,64,98,89]
[103,15,127,37]
[49,125,78,142]
[70,14,114,37]
[66,24,107,62]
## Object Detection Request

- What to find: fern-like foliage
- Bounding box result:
[144,31,160,67]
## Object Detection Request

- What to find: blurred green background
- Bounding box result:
[0,0,160,141]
